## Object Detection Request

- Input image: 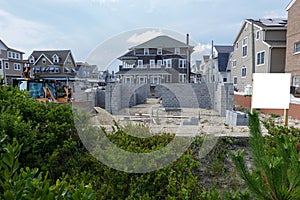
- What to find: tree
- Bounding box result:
[231,111,300,200]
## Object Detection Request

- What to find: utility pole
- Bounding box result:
[186,33,190,83]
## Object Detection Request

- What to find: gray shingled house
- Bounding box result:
[116,35,194,84]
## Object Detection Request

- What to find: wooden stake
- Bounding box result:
[284,109,289,126]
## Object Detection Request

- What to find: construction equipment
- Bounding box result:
[13,78,75,103]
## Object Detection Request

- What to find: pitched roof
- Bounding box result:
[233,18,287,44]
[30,50,73,65]
[130,35,192,49]
[286,0,296,11]
[246,18,287,29]
[214,45,234,54]
[0,39,25,54]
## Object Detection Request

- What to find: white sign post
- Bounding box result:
[252,73,291,126]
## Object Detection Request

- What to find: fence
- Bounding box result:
[234,94,300,120]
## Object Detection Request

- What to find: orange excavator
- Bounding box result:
[14,67,75,103]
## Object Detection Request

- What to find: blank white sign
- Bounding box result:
[252,73,291,109]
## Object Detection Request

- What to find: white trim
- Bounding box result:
[256,50,266,66]
[4,62,9,69]
[33,53,54,65]
[286,0,296,11]
[241,66,247,78]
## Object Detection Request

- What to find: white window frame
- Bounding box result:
[157,60,162,67]
[293,76,299,87]
[8,51,12,58]
[150,76,161,84]
[144,48,149,55]
[179,74,186,83]
[4,62,9,69]
[157,48,162,55]
[138,76,147,84]
[241,66,247,78]
[53,55,59,63]
[150,59,155,68]
[29,56,35,63]
[175,48,180,55]
[242,37,248,57]
[163,59,172,68]
[256,30,260,40]
[178,59,187,68]
[12,52,15,59]
[232,60,237,67]
[124,76,133,84]
[166,74,172,83]
[256,51,265,65]
[137,60,144,68]
[14,63,21,71]
[16,53,20,60]
[294,42,300,54]
[42,58,46,64]
[233,76,238,85]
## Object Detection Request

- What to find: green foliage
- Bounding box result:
[0,85,252,199]
[0,137,95,200]
[231,111,300,200]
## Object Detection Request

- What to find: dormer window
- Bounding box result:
[29,56,35,63]
[175,48,180,55]
[144,48,149,55]
[52,55,59,63]
[42,58,46,64]
[157,48,162,55]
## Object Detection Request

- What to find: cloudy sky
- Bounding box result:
[0,0,291,70]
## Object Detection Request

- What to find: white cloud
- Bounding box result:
[0,9,61,57]
[193,43,211,54]
[127,30,163,44]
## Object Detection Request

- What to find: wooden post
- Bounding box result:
[284,109,289,126]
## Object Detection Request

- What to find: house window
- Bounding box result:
[150,59,155,68]
[144,48,149,55]
[124,76,132,84]
[294,42,300,53]
[16,53,20,60]
[150,76,160,84]
[232,60,237,67]
[242,37,248,57]
[157,60,162,66]
[175,48,180,55]
[236,42,239,49]
[179,59,186,68]
[14,63,21,70]
[257,51,265,65]
[55,67,60,73]
[256,31,260,40]
[293,76,299,87]
[157,48,162,55]
[179,74,186,83]
[137,60,144,68]
[12,52,15,59]
[163,59,172,68]
[138,76,147,84]
[166,74,172,83]
[233,76,238,85]
[42,58,46,64]
[8,52,12,58]
[29,56,35,63]
[53,55,59,63]
[4,62,9,69]
[241,66,247,77]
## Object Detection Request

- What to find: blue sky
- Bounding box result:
[0,0,291,69]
